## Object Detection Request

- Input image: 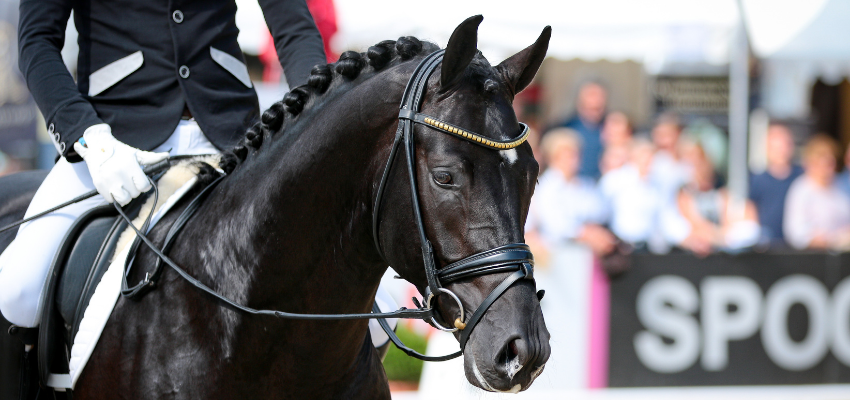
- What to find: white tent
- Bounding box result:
[743,0,849,60]
[331,0,737,71]
[742,0,850,118]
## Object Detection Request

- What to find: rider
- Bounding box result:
[0,0,328,331]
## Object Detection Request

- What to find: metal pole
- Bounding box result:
[728,5,750,219]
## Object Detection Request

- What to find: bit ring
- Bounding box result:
[425,288,466,332]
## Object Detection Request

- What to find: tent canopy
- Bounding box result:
[232,0,850,118]
[331,0,737,70]
[742,0,850,117]
[743,0,850,61]
[234,0,850,69]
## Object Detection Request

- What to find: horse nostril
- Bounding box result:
[499,338,526,381]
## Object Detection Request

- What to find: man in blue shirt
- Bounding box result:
[749,124,803,246]
[562,82,607,179]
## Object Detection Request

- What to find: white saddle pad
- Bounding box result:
[47,170,201,390]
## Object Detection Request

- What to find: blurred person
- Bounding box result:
[678,136,705,170]
[684,118,728,176]
[560,81,607,179]
[514,84,545,171]
[0,0,327,329]
[748,124,803,245]
[678,136,724,186]
[600,144,629,175]
[525,128,615,257]
[650,112,691,202]
[835,141,850,199]
[0,150,22,177]
[598,111,631,175]
[526,126,545,174]
[677,144,760,253]
[599,137,662,250]
[600,111,632,148]
[652,112,681,155]
[784,135,850,250]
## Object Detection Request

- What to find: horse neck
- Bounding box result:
[191,77,405,340]
[162,70,411,394]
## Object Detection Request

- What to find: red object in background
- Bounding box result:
[518,83,541,104]
[307,0,339,62]
[260,0,338,83]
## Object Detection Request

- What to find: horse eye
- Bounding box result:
[433,171,453,185]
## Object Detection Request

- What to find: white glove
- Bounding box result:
[74,124,169,206]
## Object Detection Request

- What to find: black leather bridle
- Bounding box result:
[84,49,536,362]
[370,49,536,360]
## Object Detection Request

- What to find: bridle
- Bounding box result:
[33,49,539,363]
[371,49,536,360]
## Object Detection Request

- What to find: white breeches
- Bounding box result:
[0,119,398,348]
[0,120,217,327]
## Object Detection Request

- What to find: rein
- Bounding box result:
[0,157,191,235]
[115,176,433,321]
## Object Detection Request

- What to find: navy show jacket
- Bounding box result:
[18,0,326,161]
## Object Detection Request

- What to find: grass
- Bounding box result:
[382,324,428,382]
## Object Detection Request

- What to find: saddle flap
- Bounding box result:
[38,204,124,385]
[57,215,121,329]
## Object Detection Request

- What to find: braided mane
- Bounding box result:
[220,37,440,174]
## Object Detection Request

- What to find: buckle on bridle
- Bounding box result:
[425,288,466,332]
[520,262,534,280]
[143,272,155,287]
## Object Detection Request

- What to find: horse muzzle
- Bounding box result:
[464,309,551,393]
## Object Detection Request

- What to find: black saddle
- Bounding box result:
[0,170,135,399]
[37,200,143,387]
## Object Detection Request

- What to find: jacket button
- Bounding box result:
[48,123,54,133]
[179,65,190,79]
[172,10,184,23]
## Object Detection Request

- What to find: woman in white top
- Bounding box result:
[525,128,614,257]
[784,135,850,250]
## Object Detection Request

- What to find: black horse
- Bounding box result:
[0,16,551,398]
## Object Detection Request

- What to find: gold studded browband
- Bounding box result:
[398,109,530,150]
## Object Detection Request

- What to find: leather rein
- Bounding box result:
[115,49,536,362]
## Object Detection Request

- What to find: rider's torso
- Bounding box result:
[72,0,259,153]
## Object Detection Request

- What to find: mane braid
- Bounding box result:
[219,36,439,175]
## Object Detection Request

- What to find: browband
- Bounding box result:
[398,109,530,150]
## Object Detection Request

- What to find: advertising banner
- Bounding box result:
[609,252,850,386]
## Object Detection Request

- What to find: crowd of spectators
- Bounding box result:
[526,81,850,258]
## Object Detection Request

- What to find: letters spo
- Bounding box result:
[634,274,850,373]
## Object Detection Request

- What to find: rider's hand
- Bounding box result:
[73,124,169,206]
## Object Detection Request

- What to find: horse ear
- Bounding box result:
[496,26,551,96]
[440,15,483,90]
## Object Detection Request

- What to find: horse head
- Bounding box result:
[379,16,552,393]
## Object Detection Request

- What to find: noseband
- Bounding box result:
[372,49,536,359]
